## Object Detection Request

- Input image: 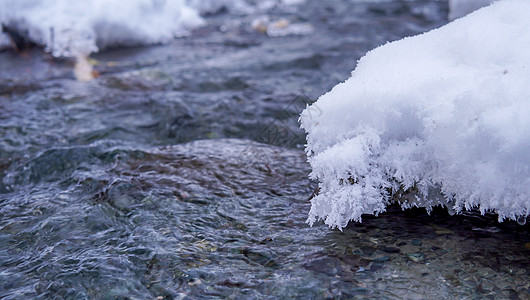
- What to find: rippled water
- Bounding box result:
[1,1,528,299]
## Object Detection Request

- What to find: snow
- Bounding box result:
[300,0,530,229]
[0,0,205,57]
[0,0,308,57]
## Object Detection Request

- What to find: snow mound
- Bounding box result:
[0,0,204,57]
[300,0,530,229]
[0,0,308,57]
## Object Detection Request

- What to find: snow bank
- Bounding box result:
[0,0,204,57]
[0,0,308,57]
[300,0,530,229]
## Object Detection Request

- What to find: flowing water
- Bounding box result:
[1,1,528,299]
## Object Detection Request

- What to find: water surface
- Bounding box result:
[1,1,528,299]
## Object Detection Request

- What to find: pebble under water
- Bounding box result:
[1,1,529,299]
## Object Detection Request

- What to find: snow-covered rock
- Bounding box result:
[0,0,204,56]
[0,0,308,57]
[300,0,530,229]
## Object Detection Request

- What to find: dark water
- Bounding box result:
[1,1,529,299]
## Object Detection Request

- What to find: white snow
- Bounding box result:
[300,0,530,229]
[0,0,308,57]
[0,0,203,57]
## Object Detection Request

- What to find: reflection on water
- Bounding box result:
[0,1,528,299]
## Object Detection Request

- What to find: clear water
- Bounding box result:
[1,1,528,299]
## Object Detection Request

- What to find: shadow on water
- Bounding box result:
[0,0,528,299]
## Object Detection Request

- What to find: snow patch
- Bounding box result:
[0,0,205,57]
[300,0,530,229]
[0,0,308,56]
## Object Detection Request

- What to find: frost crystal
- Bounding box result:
[300,0,530,229]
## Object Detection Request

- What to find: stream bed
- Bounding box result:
[1,1,529,299]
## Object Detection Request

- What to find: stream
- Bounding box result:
[1,1,528,299]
